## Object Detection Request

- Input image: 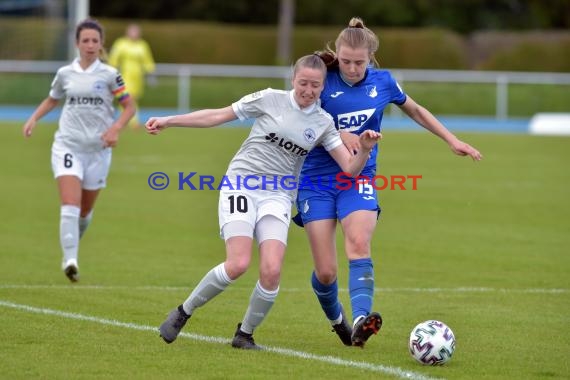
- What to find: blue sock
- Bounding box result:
[311,271,341,321]
[349,258,375,321]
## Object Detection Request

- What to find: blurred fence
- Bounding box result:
[1,60,569,119]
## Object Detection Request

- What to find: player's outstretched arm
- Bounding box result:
[145,106,237,135]
[448,139,483,161]
[399,96,482,161]
[329,130,382,176]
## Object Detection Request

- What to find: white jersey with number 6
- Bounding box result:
[50,58,129,153]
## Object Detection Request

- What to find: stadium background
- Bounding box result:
[1,0,569,131]
[0,1,568,379]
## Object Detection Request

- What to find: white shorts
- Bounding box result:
[218,188,292,243]
[51,141,112,190]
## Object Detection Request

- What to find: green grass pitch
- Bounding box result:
[0,121,568,379]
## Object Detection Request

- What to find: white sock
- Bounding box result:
[240,281,279,334]
[60,205,80,268]
[331,312,343,326]
[182,263,232,315]
[79,210,93,238]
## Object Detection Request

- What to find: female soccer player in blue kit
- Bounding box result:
[294,17,482,347]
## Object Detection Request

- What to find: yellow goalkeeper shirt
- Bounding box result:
[108,37,155,99]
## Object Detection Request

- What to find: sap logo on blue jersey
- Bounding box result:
[337,108,375,132]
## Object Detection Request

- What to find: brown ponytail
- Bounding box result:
[335,17,380,67]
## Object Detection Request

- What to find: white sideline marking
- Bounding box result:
[0,300,441,380]
[0,284,567,294]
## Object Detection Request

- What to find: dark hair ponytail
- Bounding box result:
[75,18,104,42]
[313,46,339,70]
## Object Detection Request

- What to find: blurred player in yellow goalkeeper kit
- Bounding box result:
[109,23,155,128]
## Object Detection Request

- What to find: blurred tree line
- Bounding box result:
[90,0,570,33]
[1,0,568,70]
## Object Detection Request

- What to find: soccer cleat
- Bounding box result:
[62,259,79,283]
[351,312,383,347]
[159,305,190,344]
[231,323,262,350]
[331,305,353,346]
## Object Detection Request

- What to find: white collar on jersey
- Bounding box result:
[72,58,101,73]
[289,90,317,114]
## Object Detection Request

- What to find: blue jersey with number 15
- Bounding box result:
[300,67,407,179]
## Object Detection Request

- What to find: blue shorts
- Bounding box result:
[293,176,380,227]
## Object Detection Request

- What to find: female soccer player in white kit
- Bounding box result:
[146,54,381,349]
[23,19,136,282]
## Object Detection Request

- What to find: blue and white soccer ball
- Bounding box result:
[409,320,456,365]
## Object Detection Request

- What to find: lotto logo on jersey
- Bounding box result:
[337,108,376,131]
[265,133,308,156]
[68,96,104,105]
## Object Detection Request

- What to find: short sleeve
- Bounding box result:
[321,120,343,152]
[48,70,65,99]
[231,88,271,121]
[389,72,407,105]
